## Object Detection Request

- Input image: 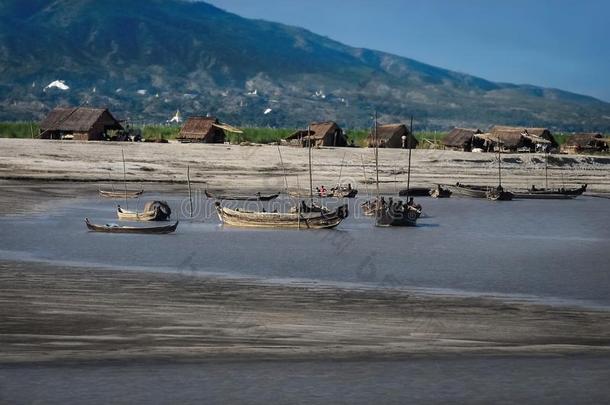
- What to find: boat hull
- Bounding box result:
[205,190,279,201]
[512,192,575,200]
[216,203,348,229]
[445,184,489,198]
[85,218,178,234]
[99,189,144,199]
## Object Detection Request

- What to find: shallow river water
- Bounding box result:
[1,192,608,307]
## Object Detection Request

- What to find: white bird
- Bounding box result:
[44,80,69,91]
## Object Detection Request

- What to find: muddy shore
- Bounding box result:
[1,182,610,363]
[1,138,610,192]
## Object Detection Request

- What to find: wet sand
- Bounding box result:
[2,260,610,364]
[1,182,610,364]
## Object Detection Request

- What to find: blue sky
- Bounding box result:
[207,0,610,102]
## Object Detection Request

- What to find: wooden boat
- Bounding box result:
[445,183,491,198]
[215,202,348,229]
[525,184,587,196]
[398,187,432,197]
[85,218,178,234]
[375,204,422,227]
[429,184,452,198]
[116,201,172,221]
[205,190,279,201]
[99,189,144,198]
[512,191,575,200]
[290,201,329,213]
[325,187,358,198]
[485,187,514,201]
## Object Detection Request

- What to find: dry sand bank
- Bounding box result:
[1,261,609,364]
[1,138,609,192]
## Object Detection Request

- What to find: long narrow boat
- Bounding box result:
[398,187,432,197]
[205,190,279,201]
[215,202,348,229]
[512,191,575,200]
[85,218,178,234]
[525,184,587,196]
[99,189,144,198]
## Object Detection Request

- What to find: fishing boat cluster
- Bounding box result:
[84,118,589,234]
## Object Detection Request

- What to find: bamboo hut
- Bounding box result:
[562,133,609,154]
[178,116,242,143]
[442,128,483,151]
[367,124,418,148]
[482,126,558,152]
[39,107,123,140]
[285,121,347,147]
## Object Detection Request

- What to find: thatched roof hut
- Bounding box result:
[484,126,558,152]
[442,128,483,151]
[178,116,228,143]
[562,133,609,153]
[285,121,347,147]
[39,107,123,140]
[367,124,418,148]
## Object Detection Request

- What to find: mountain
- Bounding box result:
[1,0,609,131]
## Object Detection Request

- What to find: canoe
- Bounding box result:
[205,190,279,201]
[116,201,172,221]
[398,187,432,197]
[85,218,178,234]
[512,192,575,200]
[99,189,144,198]
[215,202,348,229]
[525,184,587,196]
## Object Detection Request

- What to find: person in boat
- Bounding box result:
[320,185,327,197]
[347,183,352,190]
[407,197,422,211]
[531,185,537,191]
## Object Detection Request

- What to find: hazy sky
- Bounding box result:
[207,0,610,102]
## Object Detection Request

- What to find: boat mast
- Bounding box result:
[374,111,380,201]
[121,148,128,209]
[307,125,314,204]
[545,150,549,189]
[497,136,502,187]
[406,115,413,200]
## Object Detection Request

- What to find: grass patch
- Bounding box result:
[0,122,39,138]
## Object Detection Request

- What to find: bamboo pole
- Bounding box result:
[187,165,193,218]
[121,149,128,209]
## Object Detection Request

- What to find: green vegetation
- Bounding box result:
[1,122,605,150]
[140,125,180,141]
[0,122,39,138]
[227,127,295,144]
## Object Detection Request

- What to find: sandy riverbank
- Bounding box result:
[1,182,609,364]
[1,138,610,192]
[2,260,609,364]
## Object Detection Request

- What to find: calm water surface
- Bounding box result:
[1,356,609,404]
[0,194,609,306]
